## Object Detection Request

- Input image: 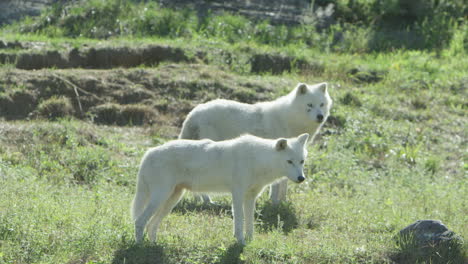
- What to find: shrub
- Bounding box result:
[69,146,113,184]
[0,89,38,120]
[120,104,156,126]
[90,103,156,126]
[36,96,74,120]
[11,0,468,52]
[132,6,197,38]
[203,13,252,43]
[90,103,121,125]
[52,0,125,38]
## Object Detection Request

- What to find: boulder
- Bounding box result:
[393,220,465,263]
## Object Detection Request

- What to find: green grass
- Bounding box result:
[0,1,467,263]
[0,55,466,262]
[0,114,465,263]
[0,48,466,263]
[2,0,466,53]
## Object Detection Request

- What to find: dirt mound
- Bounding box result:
[0,40,330,76]
[251,53,324,75]
[347,67,386,83]
[0,64,280,126]
[0,44,193,70]
[0,40,26,49]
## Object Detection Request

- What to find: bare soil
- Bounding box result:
[0,40,346,133]
[0,64,284,128]
[0,40,327,76]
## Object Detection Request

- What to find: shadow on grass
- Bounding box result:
[112,240,245,264]
[257,201,298,234]
[112,242,167,264]
[173,198,299,234]
[216,243,245,264]
[172,197,232,216]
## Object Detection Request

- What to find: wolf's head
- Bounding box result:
[291,82,333,125]
[275,133,309,183]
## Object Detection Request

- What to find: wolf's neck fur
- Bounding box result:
[255,93,319,139]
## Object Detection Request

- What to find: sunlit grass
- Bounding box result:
[0,1,466,261]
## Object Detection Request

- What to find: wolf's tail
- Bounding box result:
[131,169,150,221]
[179,118,199,140]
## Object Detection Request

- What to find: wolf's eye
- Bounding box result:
[300,160,304,164]
[287,160,293,164]
[320,103,324,107]
[307,103,313,108]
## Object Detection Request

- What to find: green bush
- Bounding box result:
[36,96,74,120]
[203,13,252,43]
[69,146,113,184]
[9,0,468,52]
[90,103,156,126]
[42,0,126,38]
[132,5,197,38]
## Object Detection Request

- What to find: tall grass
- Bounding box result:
[3,0,466,53]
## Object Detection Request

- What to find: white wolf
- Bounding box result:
[132,133,309,245]
[179,82,332,204]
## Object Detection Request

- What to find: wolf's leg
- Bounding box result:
[134,188,173,243]
[244,190,260,242]
[232,191,245,245]
[193,193,214,204]
[201,194,213,204]
[147,187,185,242]
[270,179,288,205]
[277,179,288,201]
[270,183,279,205]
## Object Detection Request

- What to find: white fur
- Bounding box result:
[179,82,332,204]
[132,133,309,245]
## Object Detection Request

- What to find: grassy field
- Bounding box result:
[0,1,467,263]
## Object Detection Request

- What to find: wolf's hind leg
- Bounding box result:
[134,188,173,243]
[147,186,186,242]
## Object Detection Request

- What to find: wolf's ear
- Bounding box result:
[318,82,328,93]
[297,133,309,146]
[296,83,308,95]
[275,138,288,151]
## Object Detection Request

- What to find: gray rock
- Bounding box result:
[399,219,454,244]
[393,220,465,264]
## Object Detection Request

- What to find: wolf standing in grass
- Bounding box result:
[180,82,332,204]
[132,133,309,244]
